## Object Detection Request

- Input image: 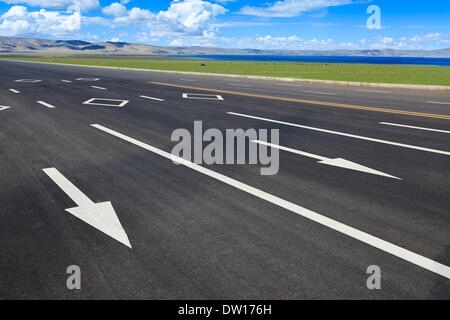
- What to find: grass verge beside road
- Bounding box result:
[1,55,449,86]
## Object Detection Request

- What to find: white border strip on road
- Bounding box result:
[302,91,337,96]
[229,84,252,87]
[380,122,450,134]
[9,89,20,94]
[91,123,450,279]
[356,89,392,94]
[6,60,449,91]
[37,101,55,108]
[139,95,165,102]
[227,112,450,156]
[427,101,450,105]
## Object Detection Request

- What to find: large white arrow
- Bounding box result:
[252,140,401,180]
[43,168,131,248]
[0,106,11,111]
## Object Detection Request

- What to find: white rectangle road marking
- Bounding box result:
[227,112,450,156]
[302,91,337,96]
[91,123,450,279]
[83,98,129,107]
[91,86,106,90]
[427,101,450,105]
[139,95,165,102]
[37,101,55,108]
[9,89,20,94]
[380,122,450,134]
[183,93,224,100]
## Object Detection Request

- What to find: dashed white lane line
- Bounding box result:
[302,90,337,96]
[61,80,72,83]
[91,86,107,90]
[356,89,392,94]
[380,122,450,134]
[139,95,165,102]
[179,79,195,82]
[91,123,450,279]
[427,101,450,105]
[37,101,55,108]
[227,112,450,156]
[9,89,20,94]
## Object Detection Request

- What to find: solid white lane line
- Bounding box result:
[43,168,131,248]
[139,95,165,102]
[37,101,55,108]
[9,89,20,94]
[91,123,450,279]
[427,101,450,105]
[61,80,72,83]
[91,86,106,90]
[252,140,400,179]
[356,89,392,94]
[302,90,337,96]
[228,112,450,156]
[380,122,450,134]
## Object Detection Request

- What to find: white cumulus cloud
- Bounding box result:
[1,0,99,11]
[102,0,227,37]
[239,0,352,18]
[0,5,81,37]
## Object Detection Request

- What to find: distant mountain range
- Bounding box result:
[1,36,449,58]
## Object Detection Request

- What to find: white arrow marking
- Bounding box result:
[252,140,401,179]
[0,106,11,111]
[43,168,131,248]
[228,112,450,156]
[90,124,450,279]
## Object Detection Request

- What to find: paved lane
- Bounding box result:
[0,60,449,299]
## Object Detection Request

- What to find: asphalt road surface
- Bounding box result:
[0,60,449,299]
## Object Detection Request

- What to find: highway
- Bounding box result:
[0,59,449,299]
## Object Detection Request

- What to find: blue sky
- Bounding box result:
[0,0,449,50]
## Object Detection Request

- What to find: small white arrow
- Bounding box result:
[252,140,401,180]
[43,168,131,248]
[0,106,11,111]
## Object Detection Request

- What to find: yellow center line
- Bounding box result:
[148,81,450,120]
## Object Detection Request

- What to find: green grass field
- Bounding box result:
[2,55,449,86]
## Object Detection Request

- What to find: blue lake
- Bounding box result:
[168,55,450,67]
